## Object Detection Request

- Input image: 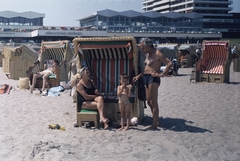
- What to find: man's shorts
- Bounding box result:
[143,74,161,88]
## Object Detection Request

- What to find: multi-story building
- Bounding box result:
[142,0,232,15]
[142,0,240,38]
[78,9,224,44]
[78,9,203,33]
[0,10,222,44]
[0,11,44,30]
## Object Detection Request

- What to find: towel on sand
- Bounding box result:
[46,86,65,96]
[0,84,12,94]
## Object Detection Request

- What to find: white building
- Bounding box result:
[142,0,232,16]
[141,0,240,36]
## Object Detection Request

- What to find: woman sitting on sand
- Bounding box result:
[76,67,109,129]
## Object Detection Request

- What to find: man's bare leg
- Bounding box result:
[30,73,42,94]
[147,82,160,129]
[42,73,51,91]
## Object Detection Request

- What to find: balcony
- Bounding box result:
[195,0,233,5]
[142,4,155,9]
[173,7,194,13]
[171,0,194,7]
[153,5,170,11]
[141,0,155,5]
[201,13,233,17]
[194,7,232,11]
[154,0,170,6]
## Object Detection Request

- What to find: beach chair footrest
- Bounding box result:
[77,110,98,128]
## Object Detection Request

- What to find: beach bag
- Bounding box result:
[138,77,146,101]
[19,77,30,90]
[137,49,146,101]
[71,86,77,102]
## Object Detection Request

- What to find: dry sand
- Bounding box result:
[0,64,240,161]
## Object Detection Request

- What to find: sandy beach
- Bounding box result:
[0,63,240,161]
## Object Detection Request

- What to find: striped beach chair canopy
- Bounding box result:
[39,40,73,66]
[235,44,240,58]
[178,44,191,51]
[157,43,178,59]
[200,40,230,74]
[2,47,19,58]
[33,40,74,82]
[72,36,138,93]
[178,44,197,56]
[157,44,179,66]
[14,45,39,62]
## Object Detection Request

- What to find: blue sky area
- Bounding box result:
[0,0,239,26]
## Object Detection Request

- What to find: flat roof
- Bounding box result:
[0,10,45,19]
[77,9,203,21]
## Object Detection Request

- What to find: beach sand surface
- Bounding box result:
[0,64,240,161]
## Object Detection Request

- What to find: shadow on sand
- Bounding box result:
[176,74,192,77]
[139,116,212,133]
[228,82,240,85]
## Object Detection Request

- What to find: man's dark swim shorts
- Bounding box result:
[143,74,161,88]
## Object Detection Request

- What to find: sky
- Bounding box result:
[0,0,239,27]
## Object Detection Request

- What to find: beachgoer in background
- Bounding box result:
[132,38,173,129]
[30,59,59,94]
[117,73,132,131]
[76,67,109,129]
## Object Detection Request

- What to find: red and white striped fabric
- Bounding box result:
[202,58,226,74]
[84,48,134,93]
[91,58,133,93]
[201,44,228,74]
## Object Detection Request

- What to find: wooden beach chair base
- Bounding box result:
[77,110,98,128]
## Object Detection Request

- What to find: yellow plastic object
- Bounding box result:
[48,124,65,131]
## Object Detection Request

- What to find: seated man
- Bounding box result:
[180,52,189,67]
[30,60,59,94]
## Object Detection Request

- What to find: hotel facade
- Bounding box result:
[141,0,240,38]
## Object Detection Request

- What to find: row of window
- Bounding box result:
[98,16,201,23]
[203,22,240,28]
[81,16,202,28]
[0,17,43,26]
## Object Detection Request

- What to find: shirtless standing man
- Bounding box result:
[133,38,173,129]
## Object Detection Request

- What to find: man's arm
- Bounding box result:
[133,51,146,82]
[157,50,173,77]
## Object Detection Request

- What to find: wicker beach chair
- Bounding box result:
[2,47,21,73]
[0,49,3,67]
[157,43,179,75]
[10,45,39,80]
[178,44,197,68]
[72,36,144,125]
[195,40,231,83]
[233,44,240,72]
[29,40,74,88]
